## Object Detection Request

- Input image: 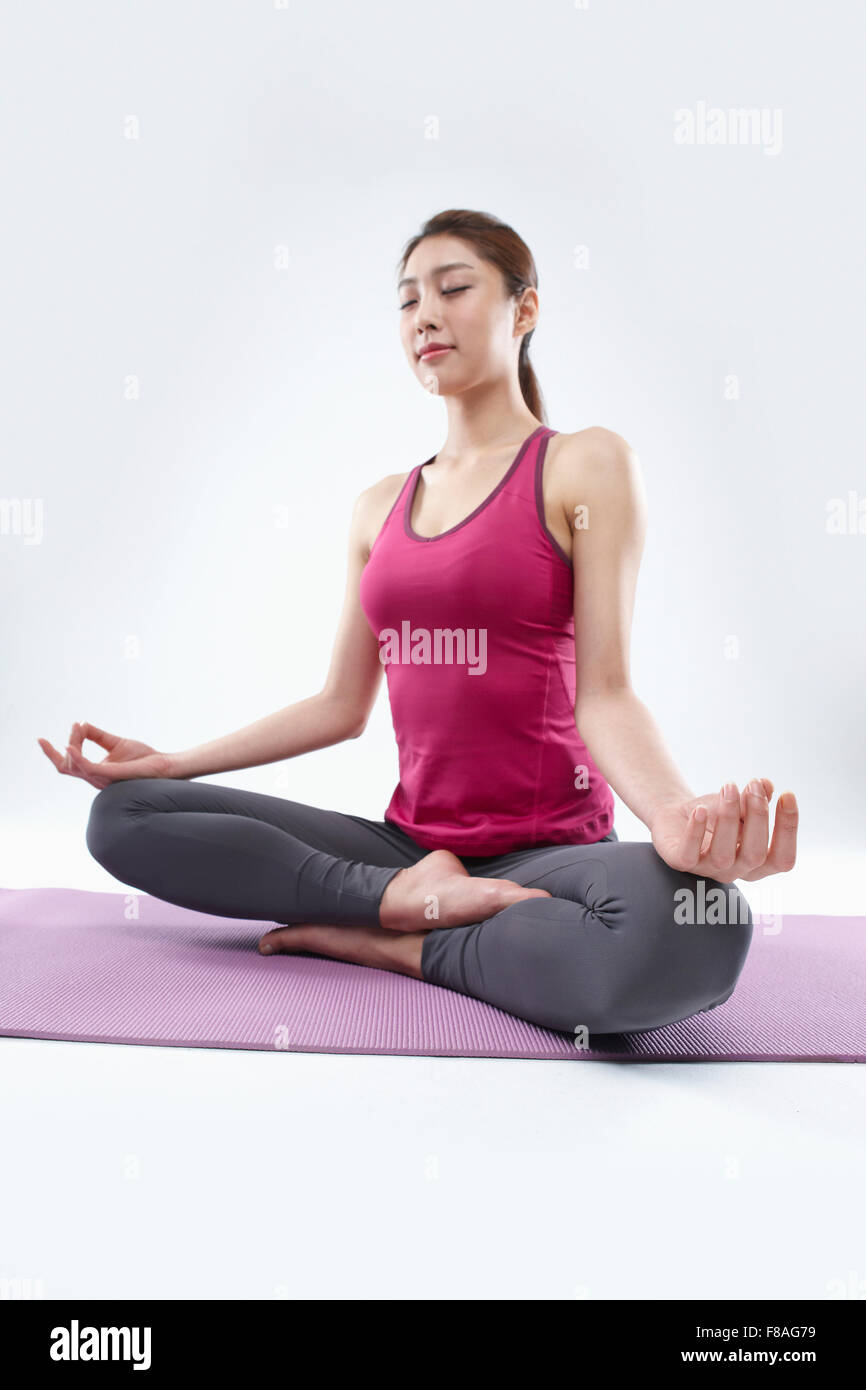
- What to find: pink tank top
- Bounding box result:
[359,424,615,855]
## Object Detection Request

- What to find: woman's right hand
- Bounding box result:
[37,722,173,790]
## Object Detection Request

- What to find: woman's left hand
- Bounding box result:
[650,778,799,881]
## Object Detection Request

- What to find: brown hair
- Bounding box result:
[397,209,547,426]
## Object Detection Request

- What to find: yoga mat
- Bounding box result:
[0,887,863,1062]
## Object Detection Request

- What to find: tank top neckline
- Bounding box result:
[403,423,551,544]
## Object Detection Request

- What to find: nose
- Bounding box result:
[410,287,441,331]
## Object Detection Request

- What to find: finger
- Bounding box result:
[66,745,105,777]
[67,733,111,778]
[68,746,129,787]
[677,805,710,869]
[732,778,770,877]
[66,746,111,790]
[738,777,773,829]
[65,746,87,778]
[749,790,799,878]
[697,782,740,874]
[38,738,69,773]
[77,722,119,752]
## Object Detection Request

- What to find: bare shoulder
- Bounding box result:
[544,427,646,553]
[551,424,638,470]
[353,468,414,558]
[548,425,642,502]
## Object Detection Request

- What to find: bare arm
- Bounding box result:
[166,693,360,780]
[564,429,798,883]
[564,428,696,829]
[167,486,389,779]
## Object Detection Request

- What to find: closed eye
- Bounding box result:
[399,286,470,311]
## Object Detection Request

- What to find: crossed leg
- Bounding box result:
[85,780,753,1037]
[84,776,548,946]
[417,840,754,1034]
[259,838,753,1036]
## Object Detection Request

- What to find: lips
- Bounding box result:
[418,344,453,359]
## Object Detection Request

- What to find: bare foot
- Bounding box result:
[378,848,551,933]
[257,922,426,978]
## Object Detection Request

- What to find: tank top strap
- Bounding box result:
[475,423,557,505]
[522,425,558,496]
[503,424,559,508]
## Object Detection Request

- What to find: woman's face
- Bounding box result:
[397,234,534,396]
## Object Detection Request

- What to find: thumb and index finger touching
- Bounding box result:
[71,721,118,753]
[37,720,120,781]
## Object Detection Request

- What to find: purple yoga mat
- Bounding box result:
[0,887,863,1061]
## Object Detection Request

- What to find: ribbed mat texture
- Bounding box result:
[0,888,863,1061]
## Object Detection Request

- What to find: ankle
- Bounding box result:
[379,867,408,928]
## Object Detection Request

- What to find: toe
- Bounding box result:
[258,926,293,955]
[259,923,314,956]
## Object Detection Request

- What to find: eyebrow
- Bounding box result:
[397,261,475,293]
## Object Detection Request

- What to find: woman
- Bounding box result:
[38,208,798,1037]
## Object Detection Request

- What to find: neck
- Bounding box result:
[438,383,541,460]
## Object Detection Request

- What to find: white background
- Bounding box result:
[1,0,864,1303]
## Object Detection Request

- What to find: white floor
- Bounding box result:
[2,828,864,1301]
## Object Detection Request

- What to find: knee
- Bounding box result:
[626,863,754,1031]
[585,855,754,1034]
[673,868,754,982]
[702,876,754,1005]
[85,778,158,868]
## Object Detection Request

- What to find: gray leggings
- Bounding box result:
[85,778,754,1037]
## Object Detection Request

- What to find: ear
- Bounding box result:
[514,286,539,335]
